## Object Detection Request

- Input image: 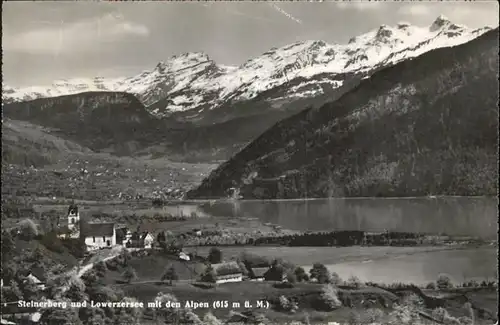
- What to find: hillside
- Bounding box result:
[2,92,164,156]
[187,28,499,199]
[2,119,93,167]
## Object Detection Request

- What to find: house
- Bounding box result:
[24,267,47,290]
[126,231,154,249]
[249,267,269,281]
[211,262,243,284]
[83,222,116,250]
[0,304,41,324]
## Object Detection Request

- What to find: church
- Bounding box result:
[57,203,118,251]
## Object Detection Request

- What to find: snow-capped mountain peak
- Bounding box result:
[430,14,452,32]
[3,16,492,118]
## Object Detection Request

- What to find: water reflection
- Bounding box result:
[190,197,498,239]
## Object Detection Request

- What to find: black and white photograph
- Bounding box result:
[1,1,498,324]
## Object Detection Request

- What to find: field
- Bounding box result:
[194,245,459,266]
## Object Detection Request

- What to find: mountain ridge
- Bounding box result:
[186,28,499,199]
[3,16,492,123]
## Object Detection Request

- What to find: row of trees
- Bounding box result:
[180,230,427,248]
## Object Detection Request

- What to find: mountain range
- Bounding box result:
[3,16,491,126]
[2,17,498,200]
[187,28,499,199]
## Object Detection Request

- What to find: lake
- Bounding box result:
[311,246,498,285]
[179,197,498,239]
[196,245,497,286]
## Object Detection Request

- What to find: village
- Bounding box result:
[0,203,299,325]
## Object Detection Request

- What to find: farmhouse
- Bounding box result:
[24,267,47,290]
[211,262,243,284]
[127,231,154,249]
[249,267,269,281]
[83,222,116,249]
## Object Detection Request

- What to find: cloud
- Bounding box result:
[3,12,149,55]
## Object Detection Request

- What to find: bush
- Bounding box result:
[273,281,294,289]
[192,282,217,289]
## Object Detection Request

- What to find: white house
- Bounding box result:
[24,267,46,291]
[142,232,154,249]
[83,222,116,250]
[179,252,190,261]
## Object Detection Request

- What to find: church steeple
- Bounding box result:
[67,202,80,231]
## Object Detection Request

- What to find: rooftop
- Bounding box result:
[83,222,114,237]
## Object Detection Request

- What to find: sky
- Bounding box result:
[3,1,499,87]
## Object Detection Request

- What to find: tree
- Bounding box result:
[346,275,363,288]
[81,269,100,288]
[436,274,454,289]
[1,231,15,258]
[94,261,107,277]
[200,266,217,283]
[286,271,297,284]
[318,284,342,311]
[122,267,137,284]
[426,282,437,289]
[277,295,298,313]
[330,272,342,286]
[120,248,132,267]
[157,231,166,243]
[310,263,332,284]
[294,267,309,282]
[6,280,23,301]
[203,311,222,325]
[21,277,40,301]
[114,297,143,325]
[237,261,248,276]
[161,265,179,285]
[208,247,222,264]
[40,307,83,325]
[19,218,39,240]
